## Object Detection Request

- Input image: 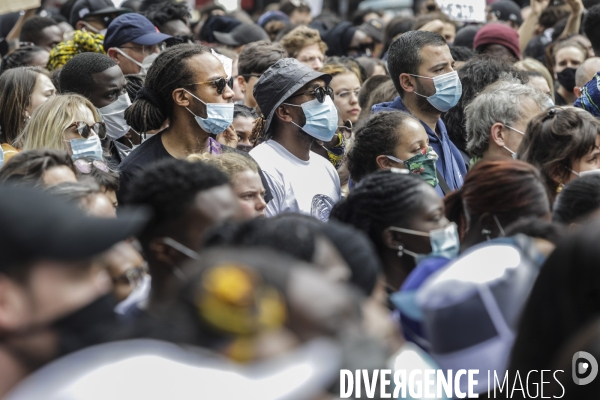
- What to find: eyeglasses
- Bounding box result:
[74,159,109,174]
[112,263,149,288]
[185,77,234,95]
[120,44,163,56]
[67,121,106,140]
[337,89,360,99]
[289,86,334,103]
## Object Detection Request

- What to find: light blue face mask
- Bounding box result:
[390,222,460,264]
[411,70,462,112]
[70,135,103,161]
[284,96,338,141]
[184,89,234,136]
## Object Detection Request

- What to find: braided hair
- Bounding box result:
[2,46,47,71]
[124,43,210,134]
[330,169,430,253]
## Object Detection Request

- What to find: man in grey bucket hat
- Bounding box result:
[249,58,341,221]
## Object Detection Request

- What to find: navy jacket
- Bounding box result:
[372,96,467,196]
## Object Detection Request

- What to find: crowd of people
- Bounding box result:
[3,0,600,397]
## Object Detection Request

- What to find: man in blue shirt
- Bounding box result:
[372,30,467,195]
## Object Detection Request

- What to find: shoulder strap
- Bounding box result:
[436,170,452,195]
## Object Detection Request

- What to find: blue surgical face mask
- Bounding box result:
[284,96,338,141]
[389,222,460,264]
[411,70,462,112]
[184,89,234,136]
[70,135,103,161]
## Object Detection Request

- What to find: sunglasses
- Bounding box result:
[186,77,234,95]
[289,86,334,103]
[67,121,106,140]
[74,159,109,174]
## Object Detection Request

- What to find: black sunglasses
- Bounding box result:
[289,86,334,103]
[186,77,234,95]
[67,121,106,140]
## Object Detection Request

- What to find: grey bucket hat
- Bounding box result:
[253,58,332,134]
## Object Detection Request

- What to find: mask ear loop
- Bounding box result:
[493,214,506,237]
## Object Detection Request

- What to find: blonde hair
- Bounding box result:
[514,58,555,102]
[19,94,101,152]
[187,152,259,180]
[320,61,363,84]
[280,26,327,59]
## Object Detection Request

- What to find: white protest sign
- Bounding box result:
[0,0,41,14]
[435,0,486,22]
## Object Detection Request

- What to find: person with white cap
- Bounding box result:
[250,58,341,221]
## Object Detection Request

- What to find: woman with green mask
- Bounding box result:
[347,110,442,194]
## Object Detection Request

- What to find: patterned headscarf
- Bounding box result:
[47,30,105,71]
[575,71,600,118]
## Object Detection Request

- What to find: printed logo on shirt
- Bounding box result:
[311,194,335,222]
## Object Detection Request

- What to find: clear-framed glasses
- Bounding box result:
[119,43,164,56]
[337,89,360,99]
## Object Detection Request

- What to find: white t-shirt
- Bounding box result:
[250,140,341,221]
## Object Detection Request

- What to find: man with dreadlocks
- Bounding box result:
[118,43,272,205]
[250,58,341,221]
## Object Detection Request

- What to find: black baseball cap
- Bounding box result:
[0,185,149,271]
[104,13,173,50]
[489,0,523,26]
[69,0,130,28]
[359,18,385,43]
[213,23,270,47]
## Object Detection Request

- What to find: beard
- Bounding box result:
[414,78,440,114]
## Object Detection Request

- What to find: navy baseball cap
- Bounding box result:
[104,13,172,50]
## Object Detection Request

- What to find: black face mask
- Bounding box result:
[236,144,253,153]
[0,294,118,365]
[557,67,577,92]
[52,294,118,357]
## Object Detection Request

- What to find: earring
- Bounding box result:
[397,245,404,257]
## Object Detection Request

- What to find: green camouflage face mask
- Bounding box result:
[387,146,439,187]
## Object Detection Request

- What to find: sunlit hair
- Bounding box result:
[320,59,363,84]
[187,152,259,180]
[280,25,327,58]
[18,94,101,153]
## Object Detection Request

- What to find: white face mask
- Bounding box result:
[98,93,131,139]
[81,21,106,35]
[501,124,525,159]
[114,48,157,75]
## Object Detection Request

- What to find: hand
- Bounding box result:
[566,0,584,13]
[216,125,239,148]
[531,0,549,16]
[418,19,446,35]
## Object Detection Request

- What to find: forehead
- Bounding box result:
[555,46,585,61]
[92,65,124,88]
[298,43,324,57]
[417,44,452,69]
[187,53,227,80]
